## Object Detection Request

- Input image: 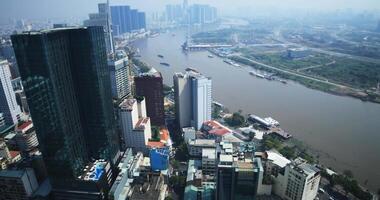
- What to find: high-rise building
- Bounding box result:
[165,4,183,22]
[174,70,212,130]
[134,69,165,126]
[0,140,11,161]
[84,3,114,55]
[216,142,263,200]
[0,60,21,126]
[138,12,146,30]
[111,6,130,35]
[111,6,146,35]
[188,4,217,25]
[11,27,120,180]
[108,50,131,99]
[130,9,139,31]
[0,168,39,200]
[273,158,321,200]
[0,113,6,129]
[119,98,152,154]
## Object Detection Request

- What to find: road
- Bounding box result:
[297,60,336,72]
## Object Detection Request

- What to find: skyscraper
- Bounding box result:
[108,50,131,99]
[111,6,146,35]
[138,12,146,29]
[11,27,120,180]
[134,69,165,126]
[111,6,131,35]
[84,3,114,55]
[192,74,212,130]
[0,60,22,126]
[130,9,139,31]
[173,70,212,130]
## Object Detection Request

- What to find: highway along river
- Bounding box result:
[132,28,380,191]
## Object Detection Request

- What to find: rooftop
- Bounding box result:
[202,148,216,159]
[135,117,150,130]
[203,120,232,136]
[130,175,166,200]
[188,139,216,147]
[266,150,291,168]
[119,98,136,111]
[219,154,233,163]
[17,121,33,130]
[78,160,108,182]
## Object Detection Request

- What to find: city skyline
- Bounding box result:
[0,0,380,199]
[1,0,380,23]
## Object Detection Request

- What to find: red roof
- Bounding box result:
[17,121,33,131]
[9,151,20,159]
[203,120,232,136]
[147,141,165,148]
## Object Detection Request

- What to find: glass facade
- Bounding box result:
[11,27,120,179]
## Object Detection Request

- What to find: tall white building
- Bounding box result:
[0,60,21,125]
[173,70,212,130]
[273,158,321,200]
[119,98,151,153]
[192,75,212,130]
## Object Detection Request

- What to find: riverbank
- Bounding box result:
[228,55,380,104]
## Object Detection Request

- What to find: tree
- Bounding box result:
[175,142,189,162]
[224,112,245,127]
[280,146,296,159]
[263,135,282,150]
[171,160,180,169]
[248,131,256,140]
[151,126,160,141]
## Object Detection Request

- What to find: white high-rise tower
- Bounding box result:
[174,70,212,130]
[0,60,21,125]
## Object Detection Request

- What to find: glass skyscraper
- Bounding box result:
[110,5,146,35]
[11,27,120,180]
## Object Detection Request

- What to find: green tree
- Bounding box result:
[224,112,245,127]
[248,131,256,140]
[151,126,160,141]
[280,146,296,159]
[263,136,282,150]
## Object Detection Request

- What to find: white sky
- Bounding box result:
[1,0,380,21]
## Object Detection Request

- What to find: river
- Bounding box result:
[132,29,380,191]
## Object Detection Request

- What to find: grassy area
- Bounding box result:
[306,57,380,90]
[248,53,330,70]
[230,55,380,103]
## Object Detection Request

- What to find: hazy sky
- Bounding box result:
[1,0,380,22]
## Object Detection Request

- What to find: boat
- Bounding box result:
[160,62,170,66]
[249,71,265,78]
[186,67,199,73]
[150,33,159,38]
[223,59,233,65]
[208,55,214,58]
[157,54,164,58]
[232,63,240,67]
[280,80,287,84]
